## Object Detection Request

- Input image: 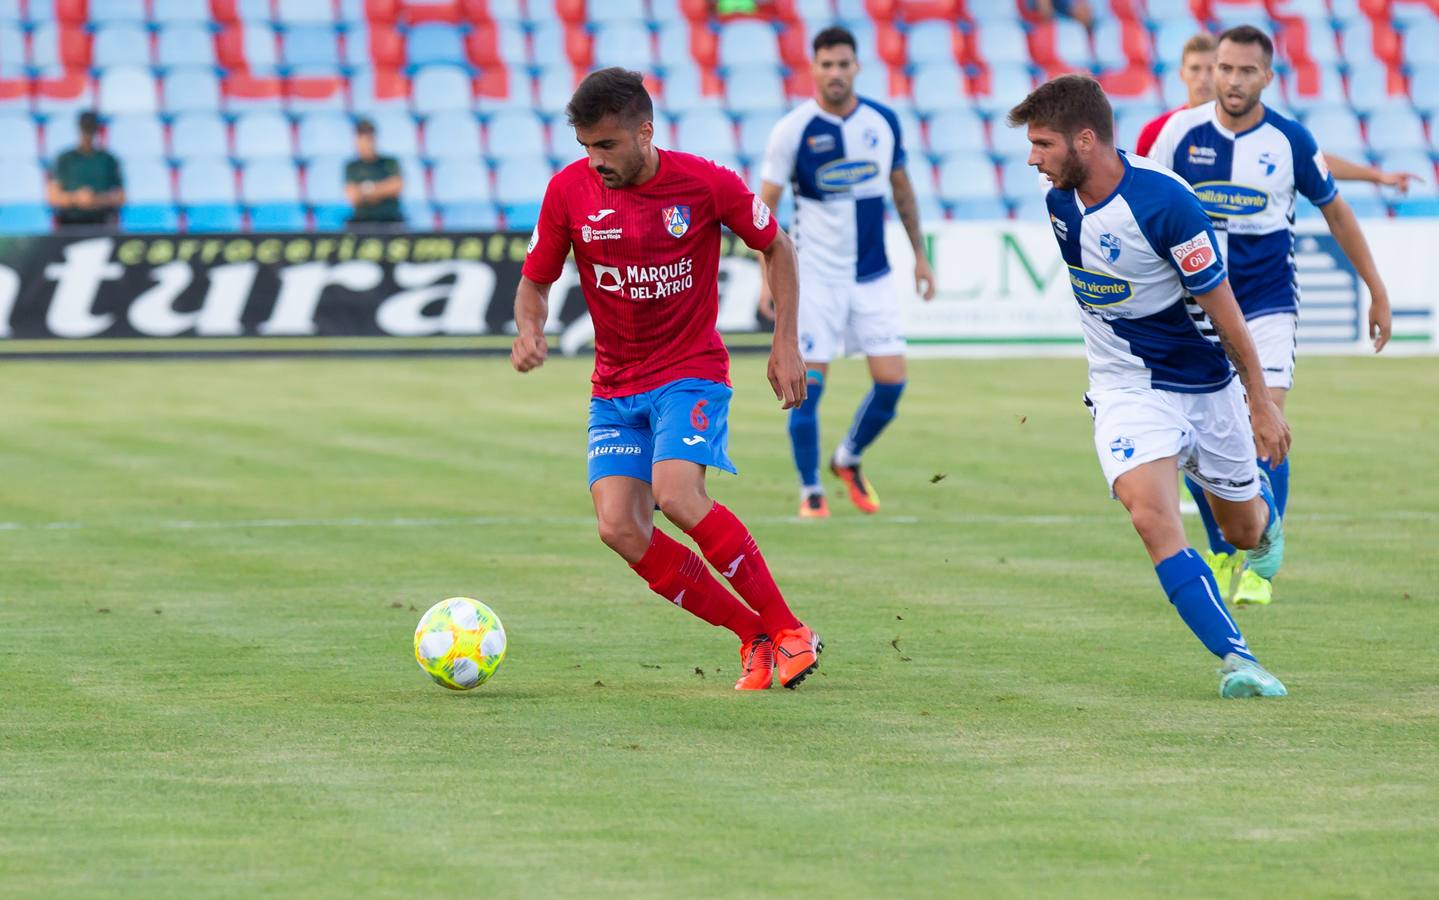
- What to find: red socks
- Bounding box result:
[631,528,764,641]
[685,502,802,636]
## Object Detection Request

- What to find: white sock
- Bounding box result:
[801,484,825,499]
[832,441,861,468]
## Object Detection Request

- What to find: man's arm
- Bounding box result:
[1324,153,1421,195]
[890,167,935,301]
[755,180,785,321]
[760,228,806,408]
[368,174,404,201]
[46,177,72,209]
[510,276,551,372]
[1193,279,1291,465]
[1318,194,1391,351]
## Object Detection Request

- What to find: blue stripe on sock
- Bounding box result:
[844,380,904,456]
[1156,548,1255,661]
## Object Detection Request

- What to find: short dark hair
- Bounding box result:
[354,117,376,135]
[566,67,654,129]
[78,110,100,133]
[812,25,856,56]
[1216,24,1273,66]
[1006,74,1114,145]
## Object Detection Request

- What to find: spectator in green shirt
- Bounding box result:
[344,118,404,229]
[47,111,124,228]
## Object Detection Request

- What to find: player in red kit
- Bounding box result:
[511,68,821,691]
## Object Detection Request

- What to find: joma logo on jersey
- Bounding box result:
[816,159,880,191]
[1192,181,1268,217]
[661,205,691,238]
[1170,232,1218,275]
[1067,266,1133,307]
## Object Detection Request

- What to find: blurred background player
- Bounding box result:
[344,118,404,231]
[1136,33,1421,193]
[757,26,935,519]
[511,68,822,691]
[47,111,123,230]
[1146,26,1392,606]
[1010,74,1289,698]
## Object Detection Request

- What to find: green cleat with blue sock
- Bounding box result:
[1218,653,1288,698]
[1245,469,1285,580]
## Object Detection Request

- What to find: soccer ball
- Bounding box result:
[413,597,507,690]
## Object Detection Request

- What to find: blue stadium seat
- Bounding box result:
[277,0,338,25]
[29,23,69,77]
[439,202,501,229]
[407,24,467,70]
[398,156,428,204]
[844,20,882,67]
[432,158,493,203]
[349,67,414,113]
[481,64,532,111]
[0,162,45,203]
[341,21,375,68]
[937,152,999,201]
[1390,0,1438,26]
[1115,103,1163,151]
[93,23,152,69]
[312,203,350,229]
[1347,63,1408,115]
[1340,182,1388,218]
[531,21,568,69]
[656,20,694,69]
[593,22,655,70]
[1283,66,1344,113]
[650,0,683,24]
[485,109,545,161]
[546,124,582,164]
[411,65,473,115]
[904,161,939,201]
[238,0,276,19]
[974,63,1032,115]
[910,62,968,116]
[492,21,528,66]
[123,157,174,203]
[588,0,646,24]
[1337,16,1374,62]
[1212,6,1270,32]
[178,157,239,204]
[0,204,51,233]
[234,111,295,161]
[1364,107,1427,155]
[372,109,420,157]
[926,109,988,157]
[157,25,218,69]
[0,115,41,161]
[1009,192,1049,222]
[185,204,244,232]
[107,114,166,160]
[1092,20,1130,71]
[42,115,80,159]
[895,106,923,157]
[1394,198,1439,217]
[1408,63,1439,116]
[1001,159,1044,200]
[1376,151,1437,197]
[303,157,347,206]
[660,64,718,115]
[296,112,352,161]
[0,24,23,78]
[501,201,541,229]
[162,68,223,114]
[424,110,482,161]
[974,20,1028,67]
[152,0,210,24]
[718,21,780,69]
[535,65,576,115]
[737,110,783,161]
[990,119,1033,162]
[250,203,308,230]
[724,68,786,114]
[676,108,738,157]
[906,21,956,67]
[1304,107,1366,159]
[90,0,148,23]
[120,204,181,232]
[1053,20,1094,70]
[951,196,1009,219]
[1401,18,1439,66]
[240,24,282,74]
[492,158,551,206]
[99,67,159,116]
[1295,16,1340,66]
[853,65,893,104]
[282,25,342,71]
[171,112,229,160]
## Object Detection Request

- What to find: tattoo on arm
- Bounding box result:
[891,174,924,251]
[1211,315,1255,390]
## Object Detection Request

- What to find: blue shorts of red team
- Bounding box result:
[586,378,736,487]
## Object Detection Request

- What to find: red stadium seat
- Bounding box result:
[403,1,462,23]
[368,25,405,68]
[1099,66,1158,99]
[472,66,511,98]
[565,23,592,69]
[0,77,31,110]
[42,26,93,70]
[365,0,401,23]
[224,71,284,103]
[54,0,88,25]
[465,23,501,68]
[287,75,344,105]
[876,22,906,68]
[210,0,239,24]
[554,0,587,25]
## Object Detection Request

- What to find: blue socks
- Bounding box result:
[787,370,825,489]
[1156,548,1255,661]
[840,380,905,458]
[1262,456,1290,517]
[1185,476,1237,556]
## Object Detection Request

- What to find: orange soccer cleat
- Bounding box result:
[798,493,830,519]
[773,625,823,689]
[830,457,880,514]
[734,634,774,691]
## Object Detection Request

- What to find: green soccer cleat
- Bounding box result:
[1233,568,1273,605]
[1245,472,1285,580]
[1218,653,1288,698]
[1202,550,1242,601]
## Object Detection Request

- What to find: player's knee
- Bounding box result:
[596,515,649,559]
[1223,514,1265,550]
[653,484,710,530]
[1127,503,1172,545]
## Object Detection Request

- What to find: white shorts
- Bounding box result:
[1248,311,1297,391]
[1086,379,1260,502]
[797,268,906,363]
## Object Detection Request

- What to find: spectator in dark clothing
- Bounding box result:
[345,118,404,229]
[48,111,124,228]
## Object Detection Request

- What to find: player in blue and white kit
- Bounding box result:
[757,25,935,519]
[1009,74,1290,697]
[1147,26,1392,605]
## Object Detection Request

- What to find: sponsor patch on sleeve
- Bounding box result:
[752,196,771,230]
[527,225,539,254]
[1313,149,1330,180]
[1170,231,1217,275]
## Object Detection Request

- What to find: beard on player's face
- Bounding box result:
[1045,141,1088,191]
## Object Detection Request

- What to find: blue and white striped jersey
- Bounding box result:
[1047,152,1233,394]
[1146,101,1337,319]
[760,97,903,283]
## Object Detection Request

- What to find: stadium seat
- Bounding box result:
[89,0,148,23]
[1364,107,1428,155]
[926,108,988,157]
[972,20,1029,67]
[906,21,958,66]
[230,23,282,74]
[93,23,152,68]
[484,109,546,162]
[185,203,244,231]
[1376,150,1438,197]
[1052,19,1095,71]
[1347,63,1408,114]
[1400,17,1439,67]
[249,202,309,230]
[41,113,81,159]
[432,158,493,202]
[0,162,45,203]
[303,156,347,206]
[717,21,781,69]
[1341,182,1388,218]
[407,24,467,69]
[1115,104,1163,151]
[492,157,551,205]
[0,23,23,77]
[349,67,413,113]
[106,114,166,160]
[162,68,223,114]
[234,111,295,161]
[593,22,654,70]
[852,66,893,104]
[724,68,786,114]
[179,157,239,204]
[0,203,52,233]
[171,112,230,160]
[372,109,420,157]
[29,23,90,77]
[423,110,482,160]
[153,0,211,24]
[910,62,968,116]
[295,112,352,161]
[737,110,783,162]
[1001,159,1044,200]
[661,65,720,115]
[282,25,343,71]
[535,65,577,115]
[156,25,218,70]
[1304,107,1366,159]
[311,202,350,229]
[973,63,1032,115]
[439,201,501,229]
[123,157,175,203]
[531,20,570,69]
[904,160,939,201]
[1409,63,1439,116]
[397,155,428,204]
[937,152,999,201]
[99,67,159,115]
[990,119,1034,162]
[675,108,738,158]
[410,65,473,114]
[0,115,41,161]
[500,200,541,228]
[1283,66,1345,112]
[277,0,338,25]
[120,203,181,232]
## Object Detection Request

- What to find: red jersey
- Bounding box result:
[521,150,779,399]
[1134,105,1184,157]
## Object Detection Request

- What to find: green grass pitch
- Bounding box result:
[2,353,1436,897]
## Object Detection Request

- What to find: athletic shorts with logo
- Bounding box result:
[586,377,736,487]
[1246,311,1298,390]
[1085,378,1260,502]
[797,265,906,362]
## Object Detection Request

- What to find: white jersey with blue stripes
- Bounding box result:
[760,96,903,284]
[1145,101,1338,319]
[1047,152,1234,394]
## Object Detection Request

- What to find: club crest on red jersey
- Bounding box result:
[661,205,691,238]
